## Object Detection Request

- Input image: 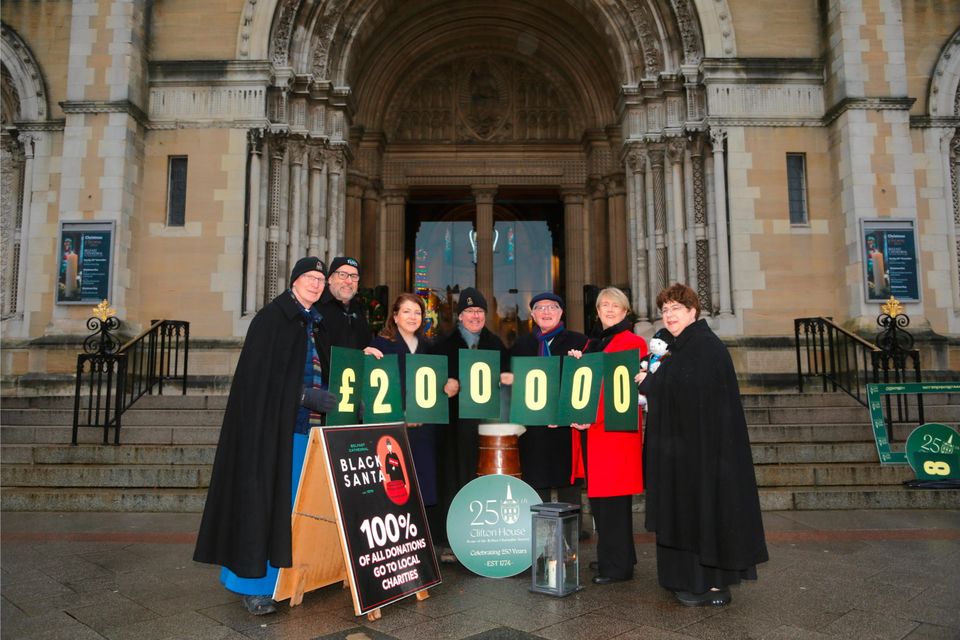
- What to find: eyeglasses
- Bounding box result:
[462,308,485,316]
[532,304,561,313]
[301,275,325,285]
[331,271,360,282]
[661,303,687,316]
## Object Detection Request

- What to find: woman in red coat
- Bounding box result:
[569,287,647,584]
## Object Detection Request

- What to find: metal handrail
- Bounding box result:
[72,318,189,445]
[794,315,923,422]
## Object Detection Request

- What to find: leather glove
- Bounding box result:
[301,387,338,413]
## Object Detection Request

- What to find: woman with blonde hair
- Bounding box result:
[568,287,647,584]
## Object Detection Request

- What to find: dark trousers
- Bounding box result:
[590,494,636,580]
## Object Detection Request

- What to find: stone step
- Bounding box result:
[0,487,208,512]
[739,392,960,408]
[1,464,211,488]
[0,444,217,465]
[750,442,880,464]
[754,463,914,487]
[1,424,221,446]
[0,395,229,410]
[0,408,225,426]
[757,485,960,511]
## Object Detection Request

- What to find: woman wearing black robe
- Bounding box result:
[638,283,768,607]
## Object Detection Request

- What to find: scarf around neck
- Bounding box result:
[534,323,565,356]
[457,322,481,348]
[585,317,633,353]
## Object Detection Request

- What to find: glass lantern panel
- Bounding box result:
[533,518,560,590]
[561,515,579,592]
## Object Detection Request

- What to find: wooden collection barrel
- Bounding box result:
[476,423,525,478]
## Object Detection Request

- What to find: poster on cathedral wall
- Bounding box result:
[861,220,920,303]
[56,222,114,304]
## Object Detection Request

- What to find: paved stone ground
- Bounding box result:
[1,510,958,640]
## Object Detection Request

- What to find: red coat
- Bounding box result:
[571,330,647,498]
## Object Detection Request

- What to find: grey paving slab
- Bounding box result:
[1,510,958,640]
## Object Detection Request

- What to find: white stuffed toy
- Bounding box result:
[638,328,674,408]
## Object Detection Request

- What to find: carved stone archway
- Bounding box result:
[246,0,730,330]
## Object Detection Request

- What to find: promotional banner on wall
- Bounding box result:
[56,222,114,304]
[861,220,920,302]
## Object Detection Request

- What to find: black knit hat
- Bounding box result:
[457,287,487,313]
[328,256,360,276]
[289,257,326,285]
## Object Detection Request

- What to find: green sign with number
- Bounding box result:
[905,423,960,480]
[327,346,365,425]
[866,382,960,465]
[603,349,640,432]
[556,353,603,425]
[458,349,501,420]
[404,354,448,423]
[446,474,540,578]
[361,354,404,423]
[509,356,561,425]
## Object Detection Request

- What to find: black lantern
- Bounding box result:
[530,502,582,596]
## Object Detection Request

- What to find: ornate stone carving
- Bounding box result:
[247,128,264,155]
[622,0,662,77]
[709,127,727,150]
[310,18,338,81]
[696,239,712,313]
[707,84,824,120]
[670,0,703,64]
[388,55,577,143]
[269,0,300,66]
[666,138,685,164]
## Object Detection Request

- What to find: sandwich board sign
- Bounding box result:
[274,422,440,618]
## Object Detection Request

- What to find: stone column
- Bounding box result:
[361,187,381,285]
[287,141,305,271]
[382,189,407,301]
[266,135,287,301]
[590,180,609,285]
[308,147,326,258]
[666,138,686,286]
[472,186,497,299]
[649,146,668,300]
[710,128,732,317]
[1,132,26,318]
[606,175,628,288]
[244,130,263,315]
[562,188,587,332]
[344,181,364,259]
[625,146,649,323]
[689,136,711,314]
[326,150,345,261]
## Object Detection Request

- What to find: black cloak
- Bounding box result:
[510,328,588,488]
[316,291,371,350]
[194,292,322,578]
[639,318,768,570]
[432,327,510,518]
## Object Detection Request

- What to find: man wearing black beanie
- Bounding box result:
[194,256,337,616]
[315,256,372,351]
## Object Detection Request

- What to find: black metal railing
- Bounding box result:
[794,302,923,423]
[72,308,189,445]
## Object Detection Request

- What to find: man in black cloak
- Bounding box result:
[194,257,338,615]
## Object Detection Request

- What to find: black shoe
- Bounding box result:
[592,575,630,585]
[242,595,277,615]
[675,588,731,607]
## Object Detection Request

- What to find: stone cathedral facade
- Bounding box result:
[1,1,958,386]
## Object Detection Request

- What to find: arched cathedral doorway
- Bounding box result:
[251,0,729,338]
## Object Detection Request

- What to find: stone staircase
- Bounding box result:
[1,392,958,512]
